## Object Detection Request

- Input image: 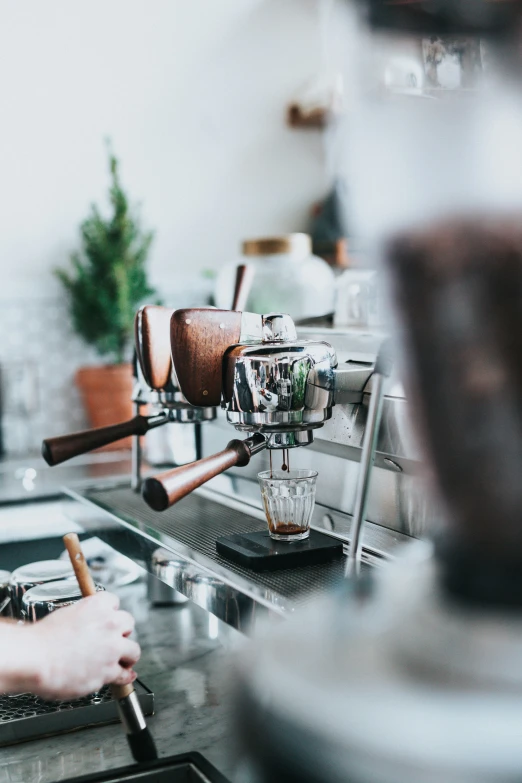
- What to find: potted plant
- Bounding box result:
[56,145,157,448]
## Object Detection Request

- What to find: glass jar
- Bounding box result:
[334,268,384,328]
[214,234,335,321]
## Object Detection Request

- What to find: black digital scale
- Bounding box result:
[216,529,344,572]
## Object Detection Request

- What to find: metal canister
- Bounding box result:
[21,579,104,622]
[147,548,189,606]
[0,570,11,617]
[9,560,75,618]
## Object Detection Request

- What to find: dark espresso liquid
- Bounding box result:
[263,498,304,536]
[268,523,303,536]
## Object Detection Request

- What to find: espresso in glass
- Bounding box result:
[258,469,318,542]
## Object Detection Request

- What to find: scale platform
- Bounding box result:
[216,529,344,572]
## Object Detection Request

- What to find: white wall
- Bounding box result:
[0,0,329,301]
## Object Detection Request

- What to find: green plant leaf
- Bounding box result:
[55,144,157,363]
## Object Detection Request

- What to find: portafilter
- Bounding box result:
[142,308,376,511]
[41,305,216,467]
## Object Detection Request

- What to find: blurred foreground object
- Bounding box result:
[387,218,522,604]
[341,0,522,601]
[231,3,522,781]
[235,545,522,783]
[361,0,522,36]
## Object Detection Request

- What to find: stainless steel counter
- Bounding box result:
[0,577,240,783]
[64,477,410,635]
[0,452,138,505]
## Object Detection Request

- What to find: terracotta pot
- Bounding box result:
[75,364,134,451]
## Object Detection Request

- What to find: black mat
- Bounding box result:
[216,529,344,572]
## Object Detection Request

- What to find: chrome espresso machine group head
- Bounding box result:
[222,312,336,448]
[142,307,380,511]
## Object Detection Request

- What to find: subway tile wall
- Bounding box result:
[0,281,214,457]
[0,297,100,456]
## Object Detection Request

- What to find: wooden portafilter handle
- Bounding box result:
[231,264,255,311]
[42,413,168,467]
[63,533,158,762]
[142,433,267,511]
[63,533,133,699]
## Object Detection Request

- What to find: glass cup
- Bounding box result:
[257,469,318,542]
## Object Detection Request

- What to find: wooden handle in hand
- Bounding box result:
[135,305,175,391]
[63,533,134,700]
[63,532,97,596]
[142,439,253,511]
[171,308,242,407]
[231,264,255,311]
[42,416,156,467]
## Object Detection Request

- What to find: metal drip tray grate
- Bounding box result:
[84,486,361,608]
[0,680,153,746]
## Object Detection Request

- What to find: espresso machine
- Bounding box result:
[141,308,383,512]
[229,1,522,781]
[131,304,216,489]
[42,304,216,490]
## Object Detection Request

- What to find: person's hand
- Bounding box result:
[26,592,141,700]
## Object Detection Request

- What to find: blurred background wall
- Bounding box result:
[0,0,329,454]
[0,0,327,300]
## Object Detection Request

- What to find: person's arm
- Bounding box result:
[1,619,42,694]
[0,591,141,700]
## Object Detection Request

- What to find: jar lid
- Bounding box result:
[242,234,311,258]
[11,560,74,585]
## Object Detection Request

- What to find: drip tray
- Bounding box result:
[64,752,230,782]
[83,486,354,608]
[0,679,153,747]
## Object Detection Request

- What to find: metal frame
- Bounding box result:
[63,479,410,634]
[0,680,153,747]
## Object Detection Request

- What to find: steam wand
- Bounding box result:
[345,340,393,578]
